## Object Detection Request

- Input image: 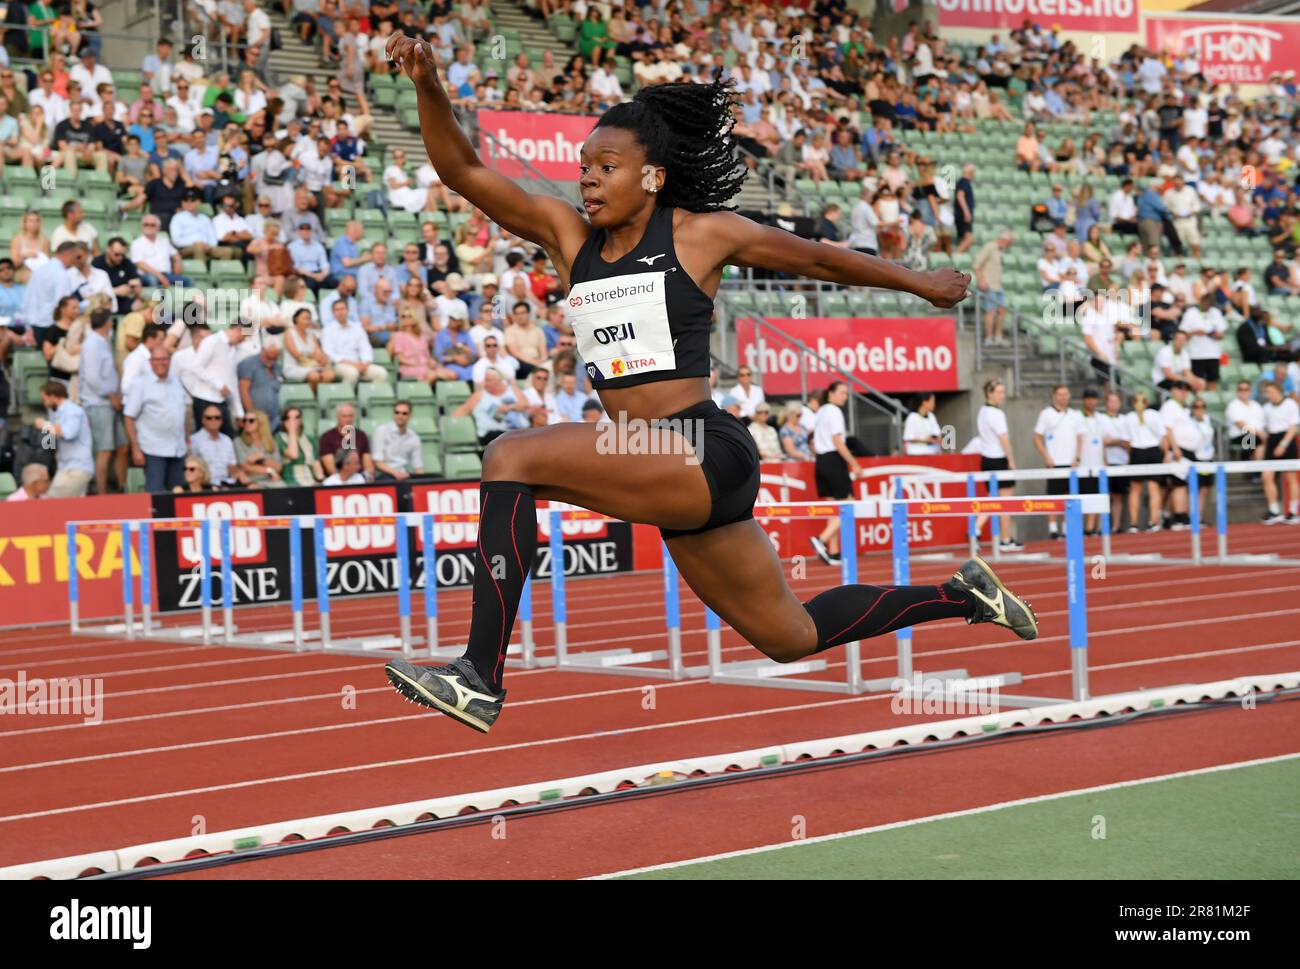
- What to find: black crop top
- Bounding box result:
[565,204,714,390]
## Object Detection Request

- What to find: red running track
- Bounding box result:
[2,525,1299,876]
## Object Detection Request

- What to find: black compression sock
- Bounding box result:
[803,581,975,653]
[462,481,536,692]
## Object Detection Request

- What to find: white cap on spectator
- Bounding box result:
[480,273,499,287]
[444,272,468,290]
[446,303,469,320]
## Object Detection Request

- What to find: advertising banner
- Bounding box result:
[754,455,982,566]
[150,484,634,613]
[936,0,1138,33]
[476,109,598,181]
[0,494,151,625]
[1146,16,1300,85]
[734,317,959,395]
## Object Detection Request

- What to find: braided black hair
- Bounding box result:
[594,70,747,213]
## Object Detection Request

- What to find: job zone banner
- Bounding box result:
[935,0,1138,33]
[733,317,959,395]
[476,109,598,181]
[754,455,982,565]
[0,493,151,626]
[150,482,635,613]
[1146,16,1300,85]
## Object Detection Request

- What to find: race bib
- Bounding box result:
[567,271,677,381]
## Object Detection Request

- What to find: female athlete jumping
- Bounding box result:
[382,36,1038,733]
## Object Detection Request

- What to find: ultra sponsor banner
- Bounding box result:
[1146,16,1300,85]
[151,484,633,613]
[734,317,959,395]
[476,109,597,182]
[754,456,982,563]
[0,494,152,625]
[935,0,1137,32]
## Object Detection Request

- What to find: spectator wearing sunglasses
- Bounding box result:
[371,401,425,481]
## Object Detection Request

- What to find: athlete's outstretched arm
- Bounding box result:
[710,211,970,308]
[387,35,588,258]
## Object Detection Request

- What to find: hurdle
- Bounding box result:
[703,496,1100,702]
[65,511,564,666]
[548,508,710,680]
[900,458,1300,568]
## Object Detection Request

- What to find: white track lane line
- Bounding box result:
[3,636,1298,796]
[586,753,1300,879]
[4,556,1289,660]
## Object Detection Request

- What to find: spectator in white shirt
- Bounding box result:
[1033,384,1086,538]
[902,393,942,455]
[521,367,560,424]
[728,365,765,419]
[969,379,1023,550]
[124,346,190,492]
[323,447,368,486]
[371,401,424,480]
[1078,292,1117,386]
[78,308,126,494]
[189,401,246,486]
[1260,380,1300,524]
[120,321,167,397]
[471,334,519,386]
[189,324,246,434]
[1152,330,1204,392]
[1159,381,1200,530]
[1124,392,1168,533]
[1179,292,1226,390]
[1225,379,1266,462]
[809,381,861,565]
[1077,389,1108,535]
[321,296,387,385]
[128,215,185,288]
[1098,390,1131,530]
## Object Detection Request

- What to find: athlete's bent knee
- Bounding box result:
[481,434,527,482]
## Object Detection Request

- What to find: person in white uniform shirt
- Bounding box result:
[119,322,167,398]
[1076,389,1107,536]
[1159,381,1200,531]
[1260,380,1300,524]
[969,379,1022,551]
[810,381,862,566]
[1078,292,1118,388]
[1225,379,1266,463]
[189,323,247,435]
[321,296,388,385]
[1151,329,1204,392]
[1097,390,1131,531]
[521,367,560,425]
[902,393,942,455]
[1033,384,1086,539]
[1124,391,1167,533]
[1187,396,1217,523]
[728,365,765,419]
[1178,292,1226,391]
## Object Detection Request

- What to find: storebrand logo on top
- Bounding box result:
[317,490,397,555]
[176,497,265,567]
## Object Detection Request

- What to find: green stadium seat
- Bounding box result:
[0,472,16,498]
[442,452,482,479]
[317,383,356,418]
[358,381,396,415]
[126,467,147,494]
[440,415,479,453]
[435,380,471,409]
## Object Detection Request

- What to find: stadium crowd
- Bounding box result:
[0,2,1297,519]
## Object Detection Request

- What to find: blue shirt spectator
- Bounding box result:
[289,236,330,274]
[1136,188,1171,222]
[47,397,95,475]
[20,251,77,329]
[331,234,361,278]
[169,207,219,248]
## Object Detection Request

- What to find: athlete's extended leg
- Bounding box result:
[666,519,1038,665]
[386,422,715,731]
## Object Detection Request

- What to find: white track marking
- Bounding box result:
[2,638,1297,807]
[587,753,1300,879]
